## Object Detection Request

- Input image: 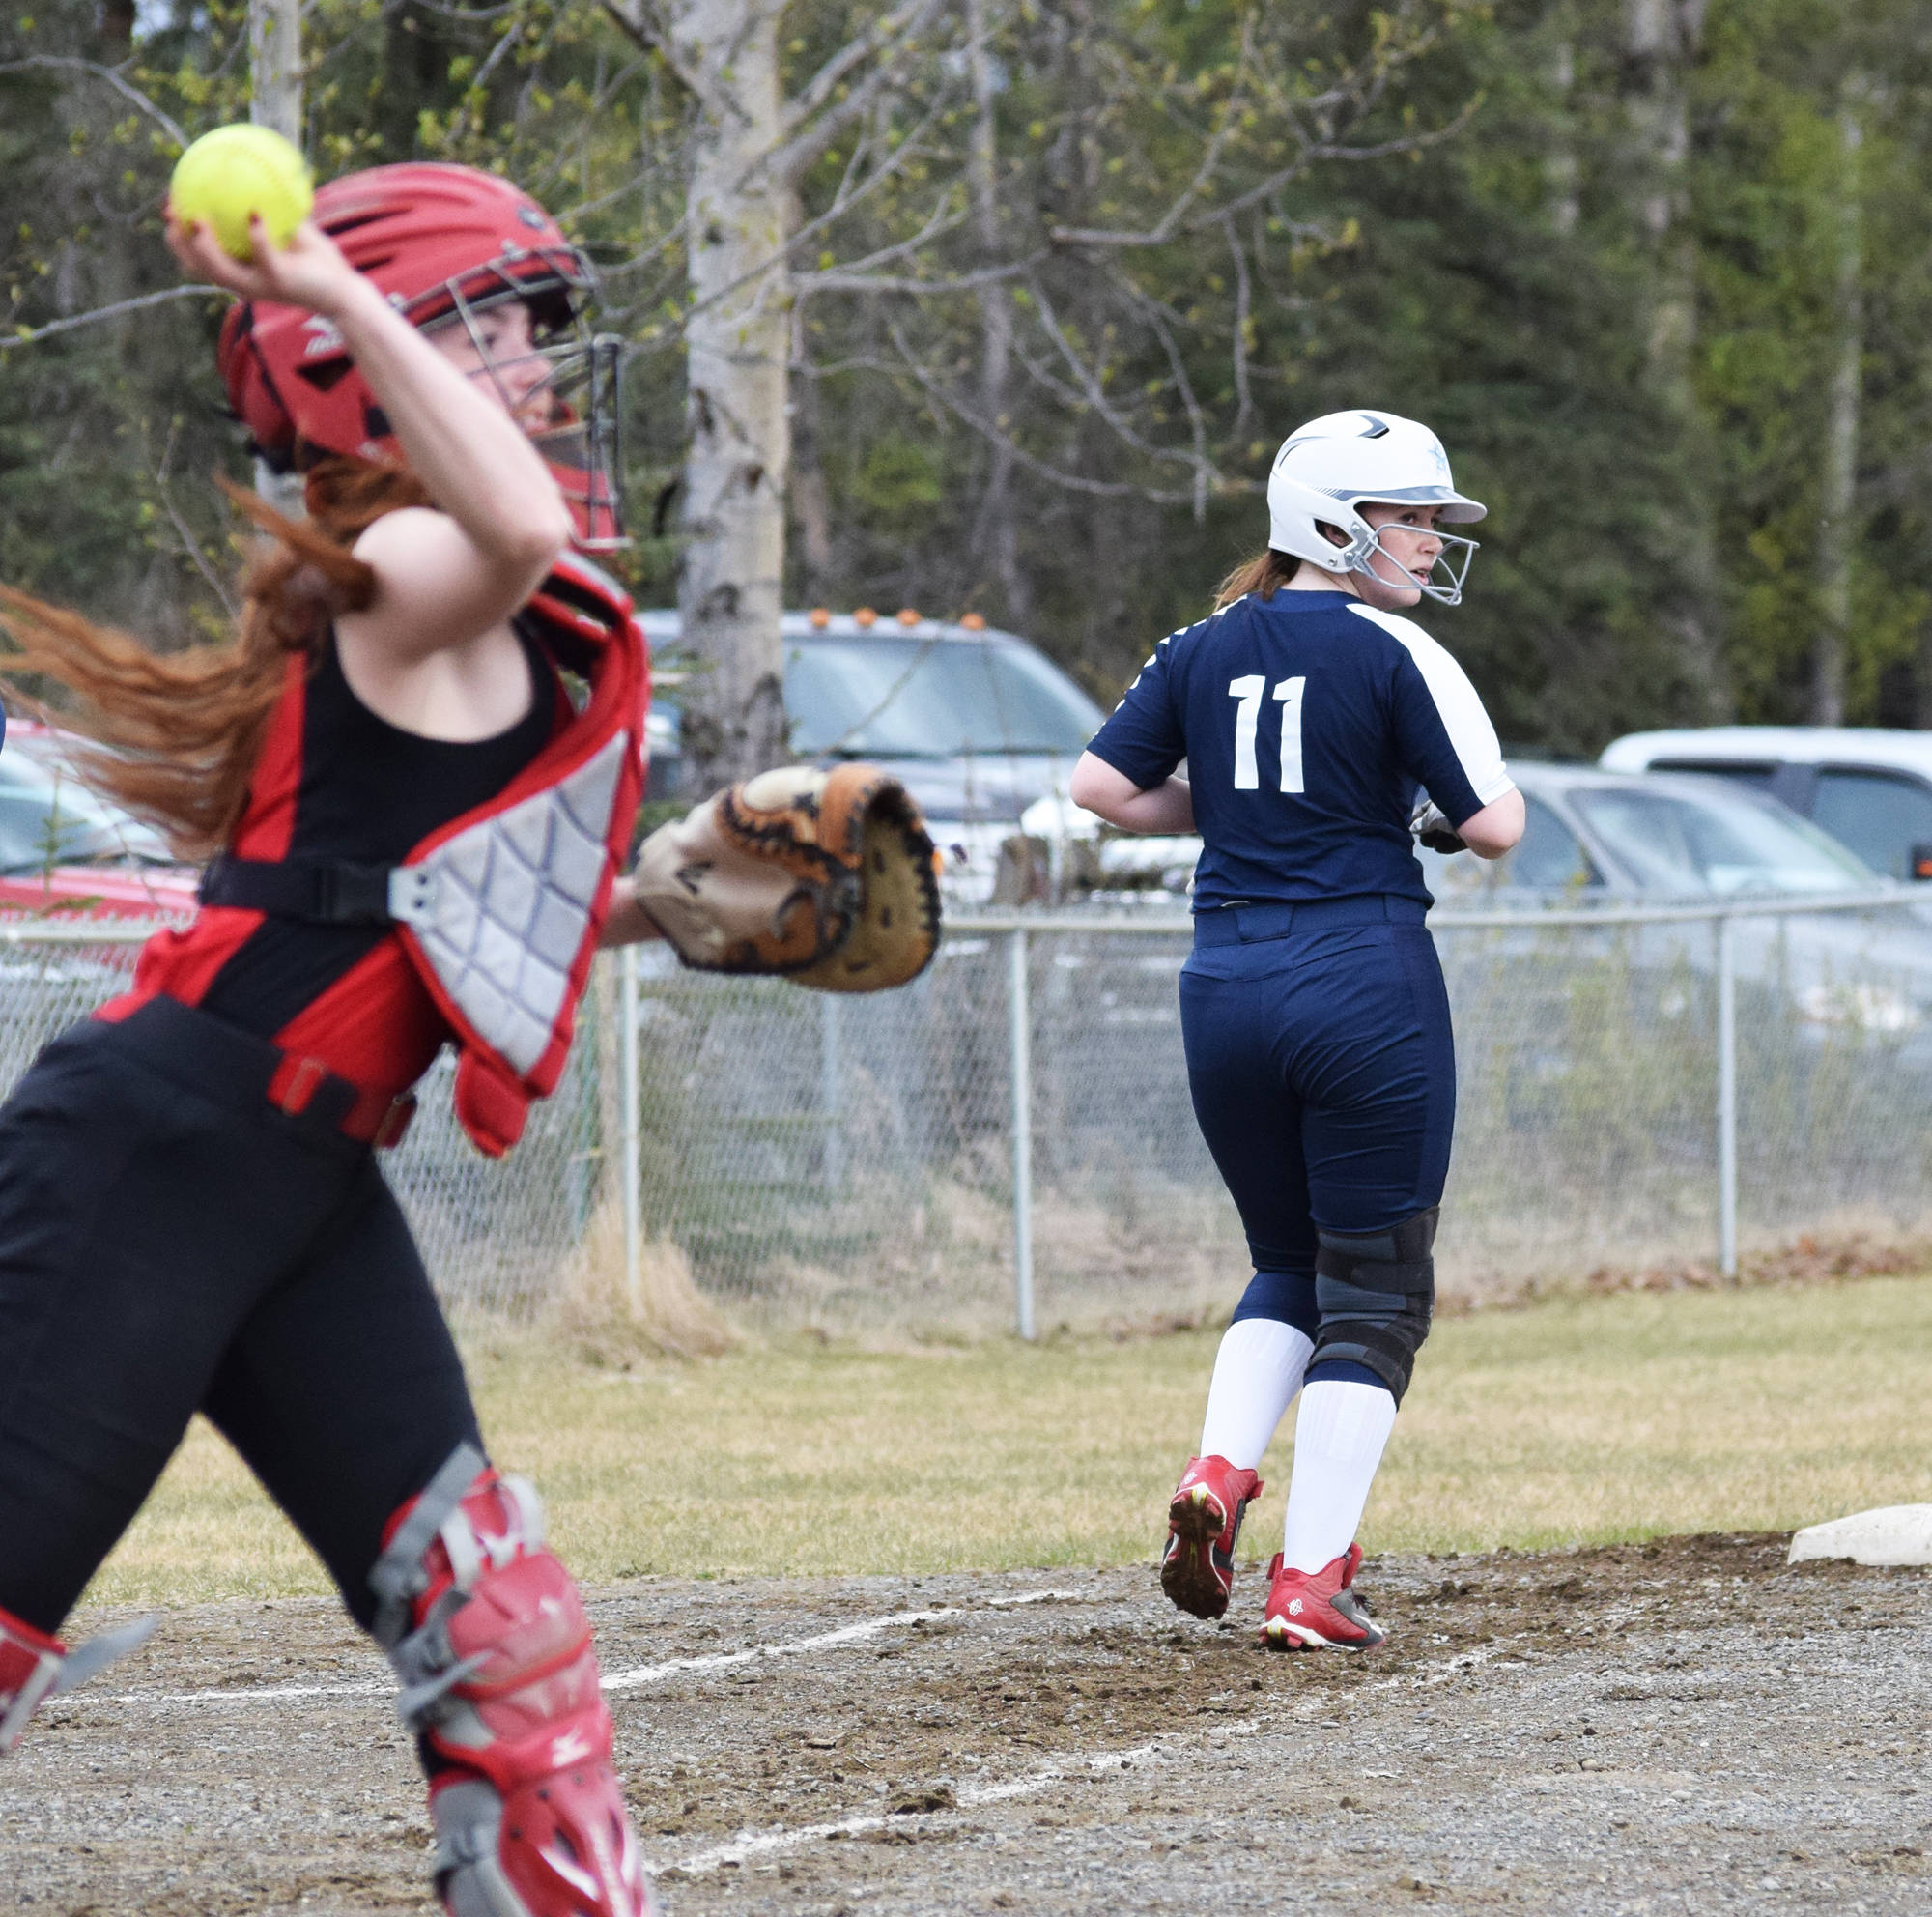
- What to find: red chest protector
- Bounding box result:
[391,554,646,1156]
[174,552,647,1159]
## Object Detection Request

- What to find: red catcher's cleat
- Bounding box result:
[1160,1455,1264,1620]
[1261,1544,1384,1650]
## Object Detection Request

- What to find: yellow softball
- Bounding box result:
[169,124,314,262]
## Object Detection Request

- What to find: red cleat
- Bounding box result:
[1261,1544,1384,1649]
[1160,1455,1264,1620]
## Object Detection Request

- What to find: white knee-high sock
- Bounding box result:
[1196,1319,1315,1471]
[1279,1379,1399,1573]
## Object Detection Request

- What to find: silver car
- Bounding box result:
[1421,762,1932,1049]
[1600,726,1932,884]
[1418,760,1875,901]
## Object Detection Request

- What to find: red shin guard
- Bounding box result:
[371,1446,655,1917]
[2,1606,156,1755]
[0,1610,66,1754]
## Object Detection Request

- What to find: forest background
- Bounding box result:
[4,0,1932,776]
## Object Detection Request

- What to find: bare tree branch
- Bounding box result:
[1225,216,1254,438]
[599,0,730,122]
[411,0,524,18]
[879,317,1199,502]
[826,89,888,212]
[151,421,240,618]
[794,190,965,283]
[765,0,952,187]
[303,0,409,80]
[1023,278,1218,490]
[619,86,949,315]
[781,0,935,135]
[1042,1,1470,251]
[529,53,657,204]
[1113,272,1213,518]
[0,56,190,146]
[1052,12,1259,252]
[876,314,1265,507]
[1047,95,1476,249]
[1,286,221,353]
[795,254,1042,296]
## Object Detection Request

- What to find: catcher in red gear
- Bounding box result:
[0,157,939,1916]
[0,163,663,1916]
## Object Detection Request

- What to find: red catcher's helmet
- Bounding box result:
[217,162,625,550]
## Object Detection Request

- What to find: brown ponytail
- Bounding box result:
[0,457,429,859]
[1213,547,1300,610]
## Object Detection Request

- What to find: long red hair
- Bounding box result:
[0,459,429,859]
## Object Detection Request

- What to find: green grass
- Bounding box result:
[84,1273,1932,1609]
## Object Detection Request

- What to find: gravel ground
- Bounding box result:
[7,1533,1929,1915]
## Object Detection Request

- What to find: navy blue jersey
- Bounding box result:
[1085,589,1513,909]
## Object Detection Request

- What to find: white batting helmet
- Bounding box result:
[1266,410,1486,605]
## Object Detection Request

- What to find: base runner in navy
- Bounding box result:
[1069,409,1525,1649]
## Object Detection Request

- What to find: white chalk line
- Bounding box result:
[657,1639,1502,1878]
[661,1740,1175,1877]
[603,1587,1082,1694]
[82,1587,1090,1710]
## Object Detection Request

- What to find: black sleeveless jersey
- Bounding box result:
[199,625,557,1039]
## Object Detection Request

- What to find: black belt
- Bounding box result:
[200,854,436,927]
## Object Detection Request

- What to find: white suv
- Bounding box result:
[1600,728,1932,883]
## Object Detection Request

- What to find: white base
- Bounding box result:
[1787,1504,1932,1567]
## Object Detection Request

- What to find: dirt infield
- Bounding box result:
[8,1534,1929,1914]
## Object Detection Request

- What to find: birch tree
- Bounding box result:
[249,0,306,514]
[964,0,1026,625]
[613,0,952,790]
[1622,0,1727,715]
[1811,80,1863,726]
[249,0,302,143]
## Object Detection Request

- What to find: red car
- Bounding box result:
[0,722,198,921]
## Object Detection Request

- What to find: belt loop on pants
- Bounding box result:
[106,998,419,1151]
[268,1051,418,1148]
[268,1054,331,1118]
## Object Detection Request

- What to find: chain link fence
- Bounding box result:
[3,894,1928,1336]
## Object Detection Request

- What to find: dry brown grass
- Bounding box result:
[84,1269,1932,1609]
[545,1198,739,1365]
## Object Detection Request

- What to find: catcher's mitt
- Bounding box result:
[632,763,942,992]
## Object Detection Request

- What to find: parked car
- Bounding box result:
[0,722,198,919]
[638,609,1106,898]
[1422,762,1932,1046]
[1599,727,1932,885]
[1417,760,1878,901]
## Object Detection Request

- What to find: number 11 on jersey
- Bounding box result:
[1229,674,1306,794]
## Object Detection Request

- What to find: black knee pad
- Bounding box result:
[1309,1206,1438,1404]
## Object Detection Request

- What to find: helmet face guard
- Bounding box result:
[219,163,628,552]
[415,263,627,552]
[1357,519,1479,607]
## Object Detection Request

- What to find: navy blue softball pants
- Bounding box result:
[1179,896,1455,1388]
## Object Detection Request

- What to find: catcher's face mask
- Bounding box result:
[423,281,626,553]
